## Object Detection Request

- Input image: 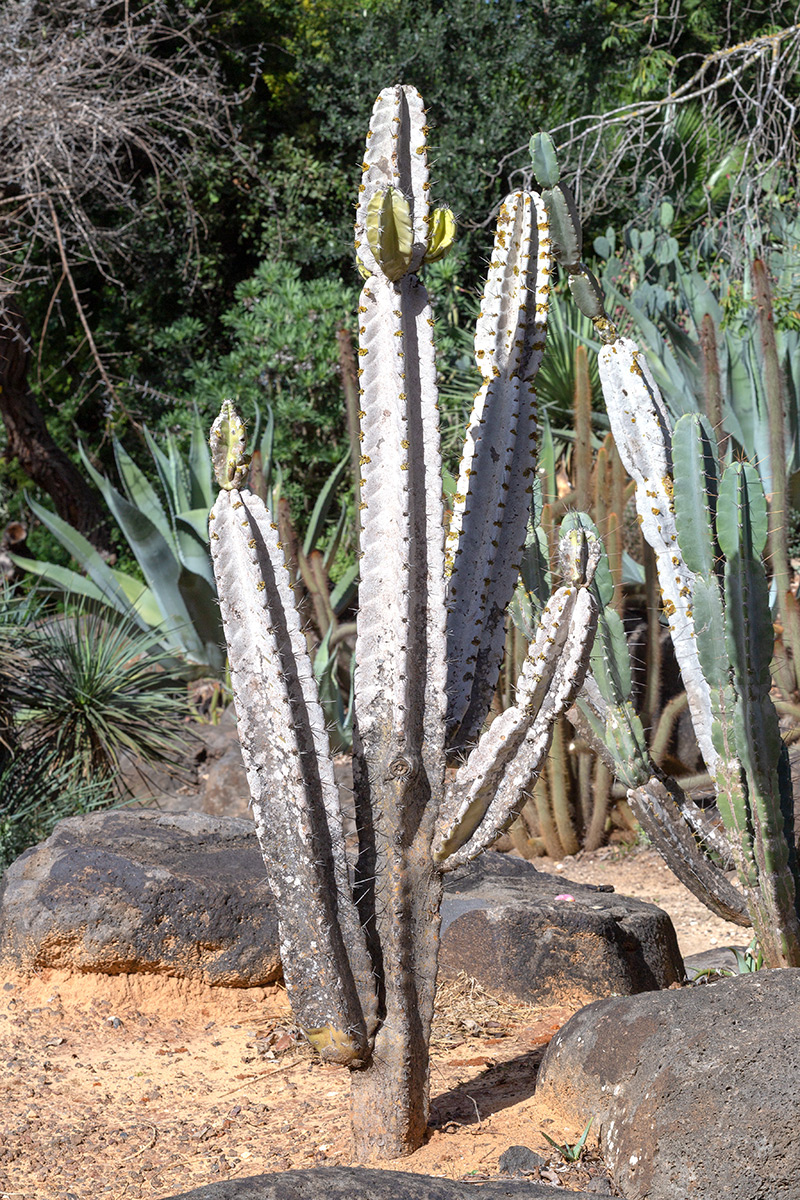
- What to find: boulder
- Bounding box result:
[535,968,800,1200]
[440,852,684,1005]
[126,709,354,821]
[192,713,252,818]
[158,1166,623,1199]
[122,706,253,818]
[0,819,683,1006]
[0,810,280,985]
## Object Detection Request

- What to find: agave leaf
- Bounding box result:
[302,455,349,558]
[68,462,212,665]
[142,426,174,494]
[322,501,348,576]
[171,514,216,588]
[174,569,225,674]
[176,507,216,539]
[257,404,276,499]
[112,433,215,585]
[24,496,142,624]
[330,561,359,616]
[165,431,193,515]
[110,441,175,553]
[111,572,163,626]
[188,408,215,510]
[9,556,108,606]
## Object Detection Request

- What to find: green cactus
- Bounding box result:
[531,131,800,956]
[209,86,602,1159]
[597,335,800,961]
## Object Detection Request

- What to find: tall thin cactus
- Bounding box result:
[209,86,601,1159]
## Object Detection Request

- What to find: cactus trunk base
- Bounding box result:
[349,1024,433,1159]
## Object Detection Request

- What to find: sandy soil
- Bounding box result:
[0,846,751,1200]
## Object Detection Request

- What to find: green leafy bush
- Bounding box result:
[154,260,357,530]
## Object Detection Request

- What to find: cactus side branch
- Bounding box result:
[445,190,551,751]
[208,408,377,1063]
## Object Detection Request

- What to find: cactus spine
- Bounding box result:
[209,88,601,1159]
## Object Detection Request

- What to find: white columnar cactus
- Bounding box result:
[208,85,601,1160]
[597,339,718,769]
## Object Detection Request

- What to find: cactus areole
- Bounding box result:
[208,87,599,1158]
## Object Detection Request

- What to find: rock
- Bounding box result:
[535,968,800,1200]
[1,821,683,1002]
[498,1145,547,1175]
[124,706,253,819]
[129,711,355,821]
[193,715,252,818]
[0,810,280,985]
[440,852,684,1005]
[157,1166,622,1199]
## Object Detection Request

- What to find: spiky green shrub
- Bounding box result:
[0,589,189,869]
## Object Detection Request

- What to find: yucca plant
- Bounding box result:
[0,588,189,869]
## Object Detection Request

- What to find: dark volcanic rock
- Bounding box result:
[440,852,684,1005]
[158,1166,622,1199]
[0,810,279,985]
[123,706,253,818]
[497,1145,547,1175]
[0,822,682,1005]
[535,968,800,1200]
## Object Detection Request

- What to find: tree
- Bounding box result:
[0,0,233,547]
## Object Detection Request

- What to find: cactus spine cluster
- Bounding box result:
[208,87,602,1158]
[532,131,800,965]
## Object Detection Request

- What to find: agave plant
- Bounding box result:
[15,409,224,676]
[14,406,359,720]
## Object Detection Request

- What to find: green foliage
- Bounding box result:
[593,208,800,496]
[155,260,357,527]
[16,399,358,747]
[15,412,225,678]
[691,937,764,982]
[0,748,111,873]
[0,589,189,870]
[541,1118,594,1163]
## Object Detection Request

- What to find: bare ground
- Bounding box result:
[0,846,750,1200]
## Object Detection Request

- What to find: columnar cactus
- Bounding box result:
[532,131,800,966]
[208,87,601,1159]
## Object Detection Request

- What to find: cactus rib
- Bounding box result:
[445,190,550,750]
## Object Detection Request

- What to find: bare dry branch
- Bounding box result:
[495,18,800,262]
[0,0,235,297]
